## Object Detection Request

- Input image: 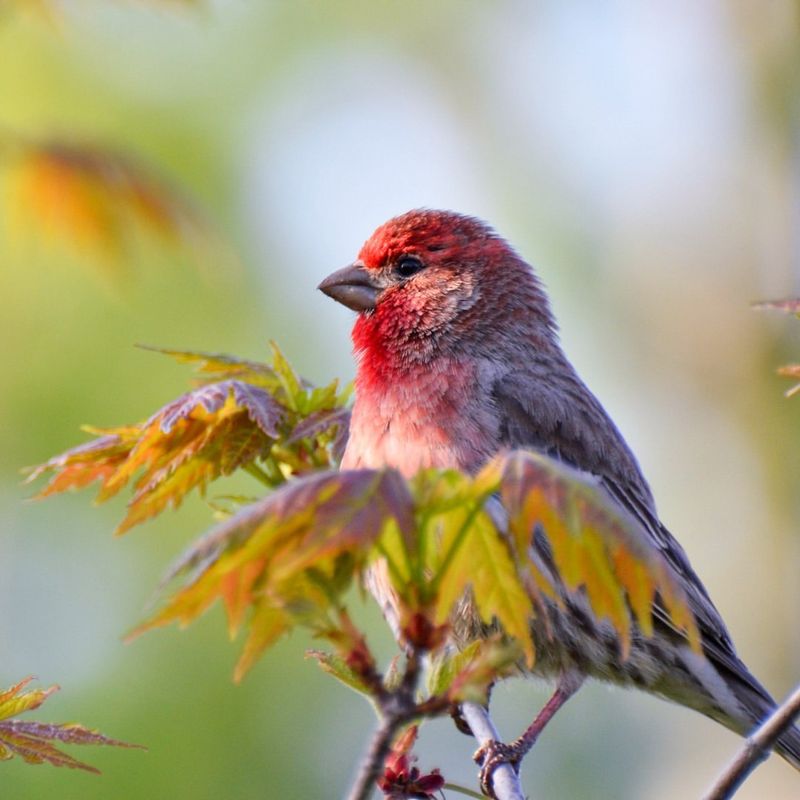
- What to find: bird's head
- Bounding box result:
[319,209,556,367]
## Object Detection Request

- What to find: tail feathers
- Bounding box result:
[775,723,800,772]
[725,677,800,772]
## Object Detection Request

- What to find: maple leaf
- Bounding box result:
[305,649,374,697]
[128,468,415,679]
[137,343,350,471]
[3,138,218,273]
[427,637,521,706]
[433,489,537,665]
[367,452,699,668]
[30,345,700,683]
[24,429,139,499]
[497,451,701,656]
[0,678,142,773]
[287,406,351,464]
[131,451,698,680]
[137,346,280,388]
[26,345,350,533]
[26,380,285,533]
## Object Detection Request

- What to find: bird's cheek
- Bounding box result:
[454,284,480,315]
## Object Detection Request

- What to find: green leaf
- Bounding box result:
[305,650,373,696]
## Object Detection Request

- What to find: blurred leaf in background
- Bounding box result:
[1,136,221,275]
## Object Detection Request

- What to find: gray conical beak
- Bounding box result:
[318,263,381,312]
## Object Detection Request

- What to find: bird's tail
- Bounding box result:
[720,672,800,772]
[776,727,800,771]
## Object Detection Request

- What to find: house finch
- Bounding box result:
[319,209,800,792]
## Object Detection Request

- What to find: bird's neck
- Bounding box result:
[343,349,492,476]
[351,309,441,378]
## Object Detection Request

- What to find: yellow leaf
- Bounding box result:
[434,507,536,666]
[0,678,56,721]
[500,451,700,656]
[233,601,290,683]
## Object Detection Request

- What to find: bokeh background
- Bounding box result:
[1,2,799,798]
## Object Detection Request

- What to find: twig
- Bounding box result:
[345,642,426,800]
[461,702,526,800]
[347,715,407,800]
[703,684,800,800]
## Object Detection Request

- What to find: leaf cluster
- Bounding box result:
[27,344,350,535]
[28,345,699,688]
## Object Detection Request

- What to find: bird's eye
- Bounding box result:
[395,255,425,279]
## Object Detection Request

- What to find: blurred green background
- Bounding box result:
[1,2,799,798]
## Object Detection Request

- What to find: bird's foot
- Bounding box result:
[473,738,522,798]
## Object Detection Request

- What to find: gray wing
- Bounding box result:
[491,366,773,707]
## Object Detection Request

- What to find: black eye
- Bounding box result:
[395,254,425,279]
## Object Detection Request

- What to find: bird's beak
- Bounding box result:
[318,263,381,312]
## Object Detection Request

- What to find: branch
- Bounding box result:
[346,647,426,800]
[347,715,407,800]
[703,684,800,800]
[461,702,526,800]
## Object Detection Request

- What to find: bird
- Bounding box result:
[318,208,800,794]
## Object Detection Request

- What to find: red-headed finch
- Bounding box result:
[319,209,800,793]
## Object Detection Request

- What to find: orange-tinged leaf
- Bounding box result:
[5,139,216,272]
[131,469,414,676]
[109,413,219,500]
[116,409,271,534]
[504,489,558,606]
[577,524,631,657]
[163,469,413,587]
[221,557,267,638]
[499,451,700,655]
[233,601,290,682]
[29,345,351,539]
[128,570,225,637]
[25,431,138,500]
[651,560,702,653]
[28,379,284,534]
[267,470,414,585]
[156,382,283,438]
[10,146,119,259]
[613,548,655,637]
